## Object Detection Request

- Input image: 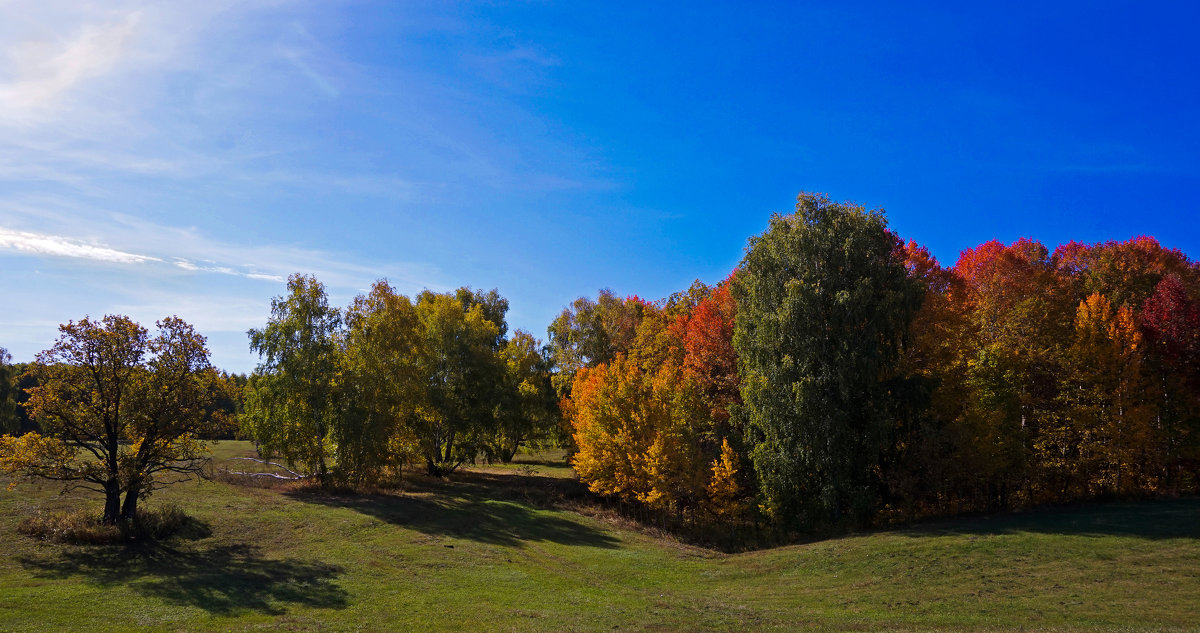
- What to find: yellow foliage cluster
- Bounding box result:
[566,355,746,518]
[1046,293,1159,496]
[566,356,711,510]
[0,432,74,477]
[706,438,744,518]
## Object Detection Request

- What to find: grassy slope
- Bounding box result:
[0,442,1196,632]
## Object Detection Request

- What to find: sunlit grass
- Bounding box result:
[0,441,1196,632]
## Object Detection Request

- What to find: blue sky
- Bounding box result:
[1,1,1197,373]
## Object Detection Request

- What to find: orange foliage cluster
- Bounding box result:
[559,280,744,519]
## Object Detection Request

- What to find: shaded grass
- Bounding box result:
[17,543,347,616]
[0,441,1197,632]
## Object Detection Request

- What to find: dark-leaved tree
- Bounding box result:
[733,193,923,528]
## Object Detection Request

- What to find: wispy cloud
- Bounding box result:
[0,11,140,124]
[0,227,160,264]
[172,258,286,283]
[1,193,446,294]
[0,223,315,286]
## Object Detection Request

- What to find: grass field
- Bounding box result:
[1,441,1197,632]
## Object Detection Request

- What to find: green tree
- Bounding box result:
[486,330,559,462]
[547,289,647,395]
[0,316,217,523]
[338,280,427,483]
[733,193,922,527]
[244,274,342,483]
[0,347,16,435]
[415,290,503,474]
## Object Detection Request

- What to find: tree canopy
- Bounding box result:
[732,193,923,527]
[245,274,343,483]
[0,347,16,435]
[0,315,218,523]
[242,277,559,482]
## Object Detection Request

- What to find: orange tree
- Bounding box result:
[0,315,217,523]
[567,355,711,512]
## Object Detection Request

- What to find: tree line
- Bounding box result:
[556,193,1200,531]
[241,277,560,484]
[1,192,1197,532]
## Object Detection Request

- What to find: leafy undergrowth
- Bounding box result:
[0,441,1197,632]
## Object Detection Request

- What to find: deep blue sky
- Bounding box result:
[1,1,1197,372]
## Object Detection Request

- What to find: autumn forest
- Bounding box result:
[2,193,1199,541]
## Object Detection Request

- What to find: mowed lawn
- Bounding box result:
[1,442,1197,632]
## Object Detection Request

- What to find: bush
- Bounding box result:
[18,504,198,544]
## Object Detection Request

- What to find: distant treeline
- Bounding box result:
[0,356,245,441]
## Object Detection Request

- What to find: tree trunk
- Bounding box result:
[317,445,330,485]
[120,483,140,521]
[102,480,122,524]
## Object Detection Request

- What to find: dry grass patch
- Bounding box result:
[17,504,205,544]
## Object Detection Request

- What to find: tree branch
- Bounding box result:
[226,457,308,479]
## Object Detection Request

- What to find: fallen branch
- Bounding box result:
[225,457,308,479]
[222,470,305,480]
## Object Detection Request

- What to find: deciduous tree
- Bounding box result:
[547,290,648,395]
[244,274,342,482]
[338,280,427,483]
[486,330,558,463]
[415,291,503,475]
[1,316,217,523]
[0,347,16,435]
[567,355,708,511]
[733,193,923,527]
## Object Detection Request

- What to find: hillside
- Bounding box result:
[0,441,1196,632]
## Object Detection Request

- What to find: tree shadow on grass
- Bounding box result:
[899,497,1200,541]
[287,471,619,550]
[19,542,348,616]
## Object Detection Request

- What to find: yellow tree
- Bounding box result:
[337,280,427,484]
[706,438,745,519]
[1,315,217,523]
[567,355,709,511]
[1051,294,1159,496]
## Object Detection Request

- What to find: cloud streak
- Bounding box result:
[0,225,290,284]
[172,258,286,283]
[0,227,160,264]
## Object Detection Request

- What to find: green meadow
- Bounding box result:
[1,441,1197,632]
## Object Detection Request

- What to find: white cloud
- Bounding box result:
[1,195,445,294]
[171,257,286,283]
[0,226,160,264]
[0,216,361,287]
[245,272,286,282]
